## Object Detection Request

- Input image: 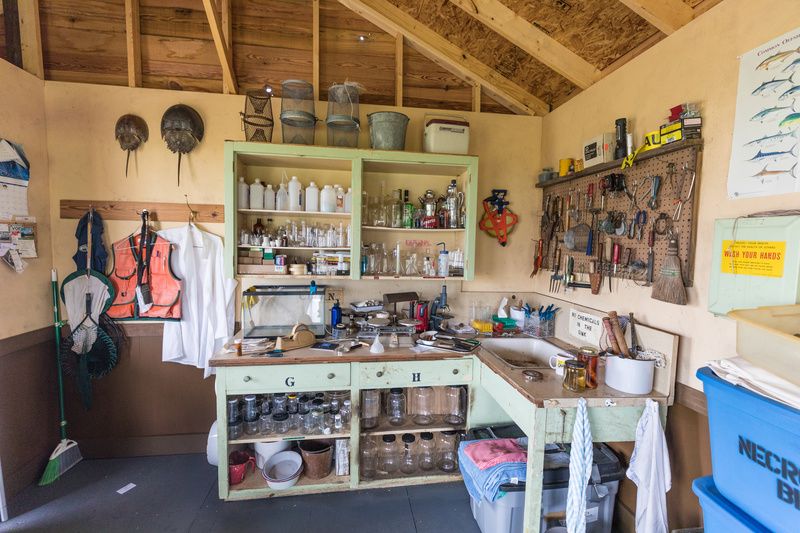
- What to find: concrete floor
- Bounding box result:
[0,454,482,533]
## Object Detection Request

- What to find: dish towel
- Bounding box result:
[458,440,528,502]
[707,357,800,410]
[567,398,593,533]
[626,399,671,533]
[463,438,528,470]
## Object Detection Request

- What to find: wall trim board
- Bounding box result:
[76,434,209,459]
[0,327,52,358]
[675,382,707,416]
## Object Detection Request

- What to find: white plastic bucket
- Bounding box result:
[605,356,655,395]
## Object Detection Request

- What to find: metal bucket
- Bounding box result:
[298,439,333,479]
[368,112,409,150]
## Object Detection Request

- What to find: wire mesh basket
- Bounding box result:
[280,79,316,145]
[326,83,360,148]
[241,87,274,142]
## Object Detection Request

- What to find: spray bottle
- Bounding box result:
[436,242,449,278]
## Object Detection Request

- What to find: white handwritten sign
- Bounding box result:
[568,309,602,345]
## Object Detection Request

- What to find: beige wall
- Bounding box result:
[44,82,541,324]
[0,62,52,339]
[539,0,800,389]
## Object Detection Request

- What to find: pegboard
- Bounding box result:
[536,140,702,288]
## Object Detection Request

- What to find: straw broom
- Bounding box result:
[651,237,687,305]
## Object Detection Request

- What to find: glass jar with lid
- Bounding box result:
[226,398,240,425]
[576,346,599,389]
[412,387,435,425]
[400,433,417,475]
[387,388,407,426]
[243,395,258,422]
[361,389,380,429]
[443,386,466,425]
[438,431,459,472]
[272,393,288,414]
[272,412,290,434]
[340,399,352,426]
[563,360,587,393]
[361,437,379,480]
[287,393,299,414]
[418,432,436,471]
[307,407,324,434]
[258,413,273,435]
[379,434,400,474]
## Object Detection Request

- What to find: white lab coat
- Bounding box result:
[158,225,237,378]
[626,399,671,533]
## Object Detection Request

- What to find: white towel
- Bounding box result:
[567,398,593,533]
[626,399,670,533]
[707,357,800,410]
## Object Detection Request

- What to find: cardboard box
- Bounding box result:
[582,133,615,167]
[237,264,278,275]
[660,120,683,144]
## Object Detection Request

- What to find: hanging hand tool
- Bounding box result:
[565,255,574,292]
[586,211,595,256]
[550,248,562,293]
[647,175,662,210]
[530,239,544,277]
[635,210,647,240]
[673,168,696,221]
[565,191,572,231]
[629,312,641,353]
[646,225,655,286]
[624,248,633,279]
[612,242,621,292]
[604,236,613,292]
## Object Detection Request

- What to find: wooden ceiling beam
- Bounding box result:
[124,0,142,87]
[448,0,600,89]
[201,0,238,94]
[618,0,694,35]
[395,34,403,107]
[472,84,481,113]
[312,0,320,98]
[337,0,548,115]
[18,0,43,78]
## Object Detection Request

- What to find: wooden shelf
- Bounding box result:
[239,209,351,218]
[229,469,350,499]
[361,415,465,436]
[359,275,464,281]
[362,226,464,233]
[536,139,703,189]
[229,429,351,445]
[238,245,350,251]
[359,472,462,487]
[236,273,351,279]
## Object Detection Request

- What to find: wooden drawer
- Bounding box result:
[224,364,350,393]
[358,359,473,388]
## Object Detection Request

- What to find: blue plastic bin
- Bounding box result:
[692,476,769,532]
[697,367,800,532]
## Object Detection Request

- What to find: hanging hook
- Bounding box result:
[184,195,197,223]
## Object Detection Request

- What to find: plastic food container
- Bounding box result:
[697,367,800,531]
[692,476,770,532]
[424,117,469,154]
[728,304,800,386]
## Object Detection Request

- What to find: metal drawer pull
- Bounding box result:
[452,369,459,375]
[242,375,252,382]
[327,373,335,379]
[376,371,384,377]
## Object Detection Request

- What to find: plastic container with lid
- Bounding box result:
[288,175,302,211]
[264,184,275,210]
[276,182,289,211]
[423,116,469,155]
[249,179,265,210]
[335,185,345,213]
[305,181,320,212]
[693,476,770,532]
[320,185,337,213]
[238,177,250,209]
[344,187,353,213]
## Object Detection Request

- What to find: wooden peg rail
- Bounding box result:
[60,200,225,223]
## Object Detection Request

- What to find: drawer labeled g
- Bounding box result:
[225,364,350,393]
[359,359,473,388]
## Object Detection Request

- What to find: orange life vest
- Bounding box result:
[107,232,182,320]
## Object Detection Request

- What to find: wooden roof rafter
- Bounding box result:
[337,0,549,115]
[201,0,238,94]
[618,0,695,35]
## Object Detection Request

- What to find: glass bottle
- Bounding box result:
[379,434,400,475]
[361,437,379,480]
[387,388,407,426]
[400,433,417,475]
[402,189,414,229]
[418,432,436,471]
[390,188,403,228]
[412,386,435,425]
[438,431,459,472]
[252,218,265,238]
[443,386,466,425]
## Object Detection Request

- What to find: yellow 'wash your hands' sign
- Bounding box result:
[721,240,786,278]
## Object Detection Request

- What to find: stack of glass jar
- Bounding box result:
[361,180,464,230]
[360,386,466,429]
[360,431,461,479]
[226,391,351,440]
[360,242,464,278]
[240,219,352,249]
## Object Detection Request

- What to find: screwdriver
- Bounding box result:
[612,242,621,292]
[646,225,655,286]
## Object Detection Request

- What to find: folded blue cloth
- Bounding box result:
[459,440,528,502]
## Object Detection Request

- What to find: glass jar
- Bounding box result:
[361,389,381,429]
[577,346,599,389]
[258,414,273,435]
[412,387,435,425]
[309,407,324,434]
[272,393,287,414]
[387,388,407,426]
[444,386,466,425]
[244,419,259,435]
[272,412,289,434]
[418,432,436,471]
[563,360,587,393]
[438,431,459,472]
[228,420,243,440]
[243,394,258,422]
[287,393,299,414]
[340,399,352,426]
[400,433,417,475]
[379,434,400,475]
[260,397,272,418]
[334,413,343,431]
[226,398,240,425]
[361,437,379,480]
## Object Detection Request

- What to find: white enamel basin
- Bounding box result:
[479,337,567,368]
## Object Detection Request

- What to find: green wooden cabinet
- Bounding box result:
[223,142,479,281]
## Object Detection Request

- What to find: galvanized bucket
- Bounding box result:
[368,111,409,150]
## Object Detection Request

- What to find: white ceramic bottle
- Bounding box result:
[344,187,353,213]
[335,184,345,213]
[320,185,336,213]
[237,177,249,209]
[276,182,290,211]
[264,184,275,210]
[288,175,302,211]
[249,179,265,209]
[305,181,320,212]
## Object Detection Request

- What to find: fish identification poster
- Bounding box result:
[728,27,800,198]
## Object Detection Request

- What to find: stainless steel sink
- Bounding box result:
[480,337,565,369]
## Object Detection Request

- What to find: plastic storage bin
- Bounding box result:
[693,476,770,532]
[464,426,623,533]
[697,367,800,532]
[728,305,800,386]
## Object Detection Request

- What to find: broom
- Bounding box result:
[39,269,82,485]
[651,236,687,305]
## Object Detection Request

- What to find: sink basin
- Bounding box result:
[480,337,566,369]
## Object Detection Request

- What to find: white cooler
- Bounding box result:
[423,116,470,154]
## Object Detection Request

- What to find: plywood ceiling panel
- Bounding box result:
[498,0,660,70]
[389,0,577,107]
[403,44,472,111]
